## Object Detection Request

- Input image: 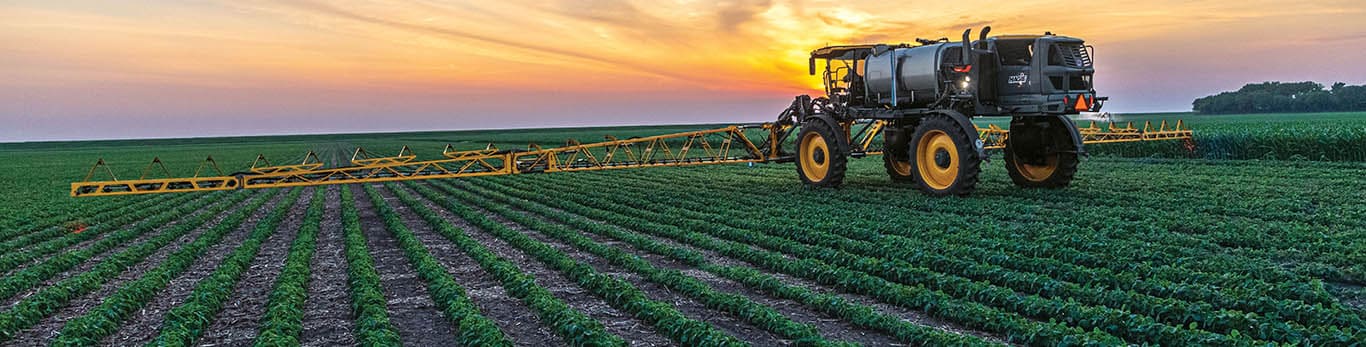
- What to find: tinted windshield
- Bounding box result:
[997,39,1034,66]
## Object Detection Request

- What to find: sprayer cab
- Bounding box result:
[807,27,1104,118]
[988,34,1103,115]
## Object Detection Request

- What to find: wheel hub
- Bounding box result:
[916,130,960,190]
[800,131,830,181]
[933,149,951,168]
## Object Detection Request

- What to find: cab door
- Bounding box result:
[994,38,1039,96]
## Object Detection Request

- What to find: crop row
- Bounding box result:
[554,172,1357,343]
[475,175,1293,344]
[0,193,179,253]
[629,165,1364,328]
[254,187,325,346]
[0,194,157,243]
[440,180,995,346]
[398,182,747,346]
[0,191,222,302]
[0,190,266,343]
[491,176,1229,344]
[619,165,1357,321]
[45,189,278,345]
[411,182,840,344]
[339,185,403,345]
[451,178,1118,346]
[147,187,308,345]
[0,192,203,274]
[381,184,625,346]
[653,164,1356,292]
[502,172,1359,344]
[1087,119,1366,162]
[360,185,513,346]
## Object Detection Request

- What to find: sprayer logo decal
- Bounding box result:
[1008,72,1029,87]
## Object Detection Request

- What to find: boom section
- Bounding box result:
[71,120,1191,197]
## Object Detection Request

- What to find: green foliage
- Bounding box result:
[453,177,1120,346]
[1193,81,1366,114]
[446,179,993,346]
[147,188,306,346]
[360,185,513,346]
[339,186,403,346]
[7,189,266,344]
[409,179,747,346]
[424,181,838,344]
[460,159,1366,345]
[0,193,197,275]
[386,184,625,347]
[2,119,1364,346]
[0,192,212,304]
[486,175,1338,345]
[0,193,175,253]
[46,190,280,346]
[254,188,326,346]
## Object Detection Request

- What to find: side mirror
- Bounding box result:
[808,57,816,75]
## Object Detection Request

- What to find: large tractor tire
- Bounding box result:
[796,116,848,187]
[1004,118,1079,188]
[910,115,981,196]
[882,126,915,182]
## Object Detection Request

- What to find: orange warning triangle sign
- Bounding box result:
[1074,94,1088,111]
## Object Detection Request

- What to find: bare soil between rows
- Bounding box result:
[464,178,1011,345]
[6,192,265,345]
[101,191,294,345]
[198,187,317,345]
[300,185,356,347]
[464,195,787,345]
[479,190,905,346]
[380,185,565,346]
[2,194,225,312]
[405,182,676,346]
[349,184,460,346]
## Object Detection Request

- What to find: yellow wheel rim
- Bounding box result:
[800,132,829,182]
[916,130,959,190]
[1015,154,1059,182]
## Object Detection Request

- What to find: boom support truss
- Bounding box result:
[71,120,1192,197]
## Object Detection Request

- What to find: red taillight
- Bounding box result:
[952,65,972,73]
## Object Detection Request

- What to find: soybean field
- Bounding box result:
[0,112,1362,346]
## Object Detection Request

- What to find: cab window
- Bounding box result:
[997,40,1033,66]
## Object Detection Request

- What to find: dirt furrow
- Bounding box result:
[4,191,264,344]
[379,185,563,346]
[409,183,675,347]
[635,222,1010,344]
[491,199,905,346]
[300,185,356,347]
[477,185,1008,344]
[474,201,784,345]
[0,194,203,280]
[198,188,316,345]
[100,191,293,345]
[348,184,459,346]
[2,195,226,311]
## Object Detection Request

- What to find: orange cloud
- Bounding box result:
[2,0,1365,140]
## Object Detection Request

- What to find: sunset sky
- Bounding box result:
[3,0,1364,141]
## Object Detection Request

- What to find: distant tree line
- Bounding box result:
[1192,81,1366,114]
